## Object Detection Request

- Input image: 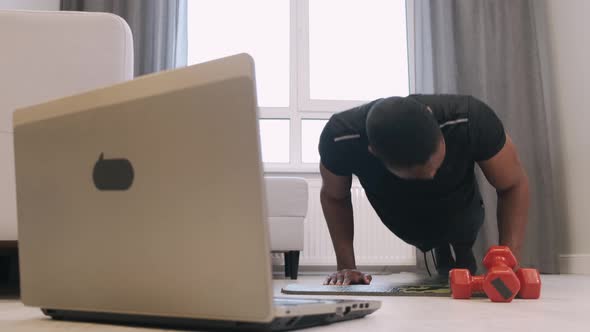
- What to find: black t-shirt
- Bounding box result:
[319,94,506,247]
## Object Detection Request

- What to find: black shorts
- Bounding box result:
[384,192,485,252]
[440,193,485,248]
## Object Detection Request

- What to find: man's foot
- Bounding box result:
[433,244,455,277]
[453,244,477,275]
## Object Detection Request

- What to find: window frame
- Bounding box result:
[241,0,416,173]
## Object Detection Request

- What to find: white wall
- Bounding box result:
[536,0,590,274]
[0,0,59,11]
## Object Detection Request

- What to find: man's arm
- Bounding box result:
[478,135,530,259]
[319,163,356,270]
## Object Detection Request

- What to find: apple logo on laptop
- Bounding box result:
[93,153,134,191]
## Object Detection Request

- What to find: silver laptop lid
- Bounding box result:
[14,54,274,323]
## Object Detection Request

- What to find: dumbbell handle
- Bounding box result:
[450,270,486,299]
[468,275,485,294]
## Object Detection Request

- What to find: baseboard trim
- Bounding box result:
[559,254,590,274]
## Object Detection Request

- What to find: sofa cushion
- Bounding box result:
[268,217,304,251]
[264,177,308,218]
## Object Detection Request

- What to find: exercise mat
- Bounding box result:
[281,273,484,297]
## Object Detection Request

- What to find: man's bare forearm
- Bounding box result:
[320,189,356,270]
[497,174,530,259]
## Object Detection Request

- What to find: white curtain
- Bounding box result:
[413,0,560,273]
[61,0,188,76]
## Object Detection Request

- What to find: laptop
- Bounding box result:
[13,53,381,331]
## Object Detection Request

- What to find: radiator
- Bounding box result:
[296,178,416,266]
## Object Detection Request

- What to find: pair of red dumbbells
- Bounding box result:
[450,246,541,302]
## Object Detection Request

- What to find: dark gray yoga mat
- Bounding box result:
[281,273,484,297]
[282,283,451,296]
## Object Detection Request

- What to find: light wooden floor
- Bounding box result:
[1,274,588,331]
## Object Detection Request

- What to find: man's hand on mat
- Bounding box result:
[324,269,372,285]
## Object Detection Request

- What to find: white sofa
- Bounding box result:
[0,10,307,282]
[0,10,134,243]
[0,10,134,289]
[265,177,308,279]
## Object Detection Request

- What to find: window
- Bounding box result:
[259,119,290,163]
[301,119,328,163]
[187,0,290,107]
[188,0,411,171]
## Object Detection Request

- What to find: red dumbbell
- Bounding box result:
[516,268,542,299]
[450,246,521,302]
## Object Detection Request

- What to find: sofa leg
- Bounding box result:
[288,251,300,280]
[0,241,19,295]
[283,252,291,278]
